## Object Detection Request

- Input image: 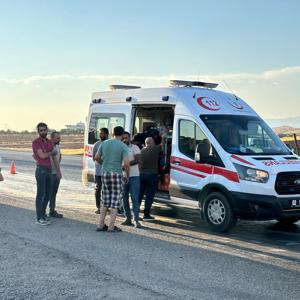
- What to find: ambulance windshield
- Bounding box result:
[201,115,291,156]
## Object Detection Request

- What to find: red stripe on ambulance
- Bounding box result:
[171,165,206,179]
[170,156,240,183]
[231,154,254,166]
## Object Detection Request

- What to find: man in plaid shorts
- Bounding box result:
[95,126,129,232]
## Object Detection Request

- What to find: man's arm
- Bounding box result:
[94,144,103,164]
[122,146,130,182]
[36,148,56,159]
[52,154,62,180]
[130,146,141,166]
[123,156,130,181]
[92,142,99,161]
[130,154,140,166]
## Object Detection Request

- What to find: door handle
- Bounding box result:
[173,160,181,166]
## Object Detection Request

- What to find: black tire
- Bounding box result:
[203,192,236,232]
[276,217,300,225]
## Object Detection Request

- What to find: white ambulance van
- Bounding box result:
[83,80,300,232]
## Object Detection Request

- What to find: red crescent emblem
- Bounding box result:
[197,97,221,111]
[228,99,244,110]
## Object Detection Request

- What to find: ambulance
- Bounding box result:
[83,80,300,232]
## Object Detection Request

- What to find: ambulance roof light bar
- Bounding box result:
[109,85,141,91]
[169,80,218,89]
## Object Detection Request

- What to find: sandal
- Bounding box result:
[96,224,108,232]
[107,226,122,232]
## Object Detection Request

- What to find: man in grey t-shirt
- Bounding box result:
[93,127,109,214]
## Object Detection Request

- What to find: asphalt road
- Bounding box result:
[0,149,300,299]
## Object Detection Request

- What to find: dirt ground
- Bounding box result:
[0,133,84,152]
[0,133,299,155]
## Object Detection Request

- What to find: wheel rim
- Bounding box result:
[207,199,226,225]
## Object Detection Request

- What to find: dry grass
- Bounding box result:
[0,133,299,156]
[0,133,84,156]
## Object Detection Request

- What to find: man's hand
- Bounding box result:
[56,170,62,180]
[123,175,129,184]
[123,157,130,183]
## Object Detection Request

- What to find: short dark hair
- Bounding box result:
[51,131,60,138]
[100,127,109,135]
[113,126,124,136]
[36,122,48,131]
[132,133,144,143]
[123,131,130,137]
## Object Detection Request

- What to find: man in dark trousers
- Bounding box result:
[121,131,142,228]
[32,122,58,225]
[139,137,162,221]
[93,127,109,214]
[48,131,63,218]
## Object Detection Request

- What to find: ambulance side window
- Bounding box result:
[179,120,197,159]
[88,113,125,144]
[178,120,224,167]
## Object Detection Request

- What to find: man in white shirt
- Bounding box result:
[49,131,63,218]
[121,132,142,228]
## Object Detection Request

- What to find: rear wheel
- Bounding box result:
[276,217,300,225]
[203,192,236,232]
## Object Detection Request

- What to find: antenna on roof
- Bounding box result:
[169,80,218,89]
[222,80,239,100]
[109,85,141,91]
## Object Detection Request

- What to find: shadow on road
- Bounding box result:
[1,202,299,274]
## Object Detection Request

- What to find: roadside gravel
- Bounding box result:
[0,229,165,300]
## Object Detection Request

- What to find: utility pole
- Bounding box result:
[294,133,300,155]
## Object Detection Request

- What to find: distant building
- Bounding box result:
[64,122,85,132]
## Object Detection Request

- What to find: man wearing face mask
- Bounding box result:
[32,122,58,225]
[93,127,109,214]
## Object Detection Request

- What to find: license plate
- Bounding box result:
[290,199,300,208]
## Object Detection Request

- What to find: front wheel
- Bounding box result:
[203,192,236,232]
[276,217,300,225]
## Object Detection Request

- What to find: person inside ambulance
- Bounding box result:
[132,133,144,149]
[195,139,211,163]
[226,128,242,154]
[211,123,241,154]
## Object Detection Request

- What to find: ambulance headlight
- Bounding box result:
[233,164,269,183]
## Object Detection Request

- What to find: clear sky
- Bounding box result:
[0,0,299,130]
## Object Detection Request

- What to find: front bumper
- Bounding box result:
[230,192,300,220]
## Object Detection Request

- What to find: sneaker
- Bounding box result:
[96,224,108,232]
[36,219,50,226]
[50,210,63,218]
[134,221,142,228]
[117,210,124,217]
[95,209,100,214]
[107,226,122,232]
[121,219,133,226]
[42,215,50,221]
[143,215,155,222]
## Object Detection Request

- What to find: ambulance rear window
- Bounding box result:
[88,113,125,144]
